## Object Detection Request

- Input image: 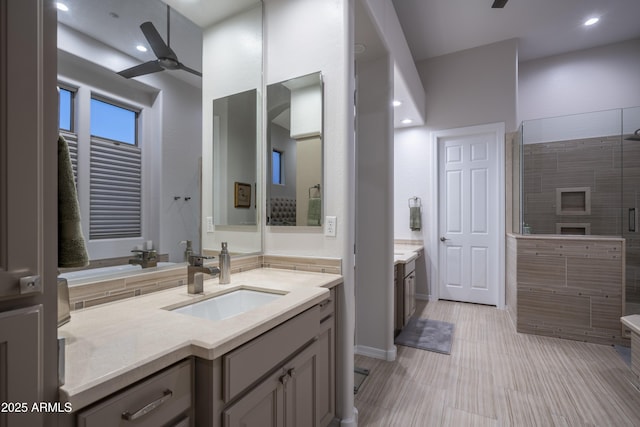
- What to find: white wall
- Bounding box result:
[416,38,518,133]
[355,54,395,361]
[201,5,262,254]
[264,0,351,258]
[58,24,201,262]
[394,39,517,299]
[264,1,356,424]
[519,38,640,122]
[394,127,432,298]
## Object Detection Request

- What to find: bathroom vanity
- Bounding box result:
[57,268,342,427]
[393,245,422,335]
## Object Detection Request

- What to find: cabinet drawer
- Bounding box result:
[77,359,192,427]
[223,305,320,402]
[319,288,335,321]
[403,260,415,277]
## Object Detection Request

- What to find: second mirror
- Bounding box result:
[266,72,323,227]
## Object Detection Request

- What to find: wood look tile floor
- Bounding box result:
[355,300,640,426]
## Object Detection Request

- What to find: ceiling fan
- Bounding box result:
[491,0,509,8]
[117,5,201,79]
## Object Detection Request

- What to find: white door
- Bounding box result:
[437,124,503,306]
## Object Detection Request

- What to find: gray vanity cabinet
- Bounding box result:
[403,260,416,325]
[201,289,338,427]
[317,289,336,426]
[224,339,319,427]
[396,259,416,328]
[76,359,194,427]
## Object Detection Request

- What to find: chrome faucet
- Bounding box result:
[187,255,220,294]
[129,249,158,268]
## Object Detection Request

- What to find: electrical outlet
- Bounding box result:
[325,216,337,237]
[206,216,214,232]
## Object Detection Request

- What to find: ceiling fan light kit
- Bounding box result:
[117,6,201,79]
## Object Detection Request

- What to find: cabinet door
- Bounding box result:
[394,267,403,333]
[404,273,416,324]
[223,369,284,427]
[317,318,335,426]
[0,0,56,299]
[0,306,43,426]
[284,341,319,427]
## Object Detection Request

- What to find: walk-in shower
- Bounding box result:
[513,106,640,316]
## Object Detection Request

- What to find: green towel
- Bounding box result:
[307,198,321,226]
[58,135,89,268]
[410,206,421,231]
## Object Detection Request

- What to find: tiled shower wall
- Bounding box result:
[523,136,622,236]
[523,135,640,307]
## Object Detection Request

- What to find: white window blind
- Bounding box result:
[60,130,78,186]
[89,137,142,239]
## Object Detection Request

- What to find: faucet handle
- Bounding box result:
[188,254,214,267]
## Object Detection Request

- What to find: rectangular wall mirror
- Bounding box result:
[213,89,257,227]
[266,72,323,227]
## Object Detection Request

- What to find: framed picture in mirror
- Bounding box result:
[234,182,251,208]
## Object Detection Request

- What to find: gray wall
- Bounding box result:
[519,38,640,121]
[416,38,518,132]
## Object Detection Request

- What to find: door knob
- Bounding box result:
[440,237,448,242]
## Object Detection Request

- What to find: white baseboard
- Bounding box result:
[416,292,430,301]
[354,344,396,361]
[340,407,358,427]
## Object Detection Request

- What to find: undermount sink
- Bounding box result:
[171,289,282,321]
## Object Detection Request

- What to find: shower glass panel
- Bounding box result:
[519,106,640,316]
[623,106,640,315]
[521,109,623,237]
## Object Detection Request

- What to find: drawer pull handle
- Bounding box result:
[121,389,173,421]
[279,374,289,385]
[319,300,331,308]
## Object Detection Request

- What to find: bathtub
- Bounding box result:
[59,262,177,284]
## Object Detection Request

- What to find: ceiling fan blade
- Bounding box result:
[117,60,164,78]
[177,62,202,77]
[491,0,508,8]
[140,21,177,61]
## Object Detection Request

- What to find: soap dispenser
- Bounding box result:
[180,240,193,262]
[219,242,230,284]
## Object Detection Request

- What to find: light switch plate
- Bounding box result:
[206,216,214,232]
[325,216,337,237]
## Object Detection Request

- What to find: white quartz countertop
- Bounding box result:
[621,314,640,335]
[58,268,342,411]
[394,243,423,265]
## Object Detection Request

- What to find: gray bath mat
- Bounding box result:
[395,317,454,355]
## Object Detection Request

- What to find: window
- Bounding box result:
[272,149,283,185]
[89,96,142,239]
[59,87,74,131]
[58,85,78,184]
[90,97,137,145]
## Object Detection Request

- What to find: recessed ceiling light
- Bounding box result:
[401,118,413,125]
[136,45,148,52]
[56,2,69,11]
[584,17,600,26]
[393,100,402,107]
